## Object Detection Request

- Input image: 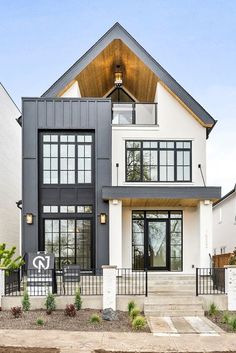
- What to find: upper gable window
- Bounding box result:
[126,140,192,182]
[42,133,93,185]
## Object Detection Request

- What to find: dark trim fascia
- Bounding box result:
[102,186,221,201]
[40,23,216,131]
[16,116,22,126]
[213,185,236,207]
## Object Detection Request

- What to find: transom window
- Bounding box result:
[42,133,93,185]
[43,205,93,214]
[126,140,191,182]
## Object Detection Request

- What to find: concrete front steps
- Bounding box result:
[145,274,204,317]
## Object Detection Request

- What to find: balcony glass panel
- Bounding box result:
[112,103,157,125]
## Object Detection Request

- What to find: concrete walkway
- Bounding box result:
[147,316,223,336]
[0,329,236,353]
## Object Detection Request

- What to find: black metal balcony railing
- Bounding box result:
[112,103,157,125]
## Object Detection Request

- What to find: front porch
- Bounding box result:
[103,186,221,272]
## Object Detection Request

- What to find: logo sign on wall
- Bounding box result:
[27,253,55,271]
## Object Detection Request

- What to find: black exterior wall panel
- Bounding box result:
[22,98,112,268]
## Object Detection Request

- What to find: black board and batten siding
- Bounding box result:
[22,98,112,268]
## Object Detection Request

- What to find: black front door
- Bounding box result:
[147,219,169,270]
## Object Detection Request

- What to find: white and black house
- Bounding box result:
[21,23,221,272]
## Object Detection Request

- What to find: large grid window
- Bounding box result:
[42,133,93,185]
[126,140,191,182]
[44,219,92,269]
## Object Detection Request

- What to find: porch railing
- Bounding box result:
[196,267,226,296]
[112,103,158,125]
[4,267,147,297]
[116,268,148,296]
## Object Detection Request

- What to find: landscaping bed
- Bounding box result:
[0,309,150,332]
[206,310,236,332]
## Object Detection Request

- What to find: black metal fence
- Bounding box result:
[116,268,148,296]
[196,267,226,295]
[4,267,147,297]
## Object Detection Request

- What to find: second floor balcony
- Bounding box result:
[112,103,158,125]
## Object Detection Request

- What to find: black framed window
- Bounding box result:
[42,133,93,185]
[126,140,192,182]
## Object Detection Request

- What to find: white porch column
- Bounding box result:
[198,200,213,268]
[109,199,122,268]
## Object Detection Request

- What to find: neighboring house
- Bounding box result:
[213,185,236,255]
[0,83,21,254]
[21,23,221,272]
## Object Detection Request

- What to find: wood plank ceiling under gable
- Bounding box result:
[76,39,158,102]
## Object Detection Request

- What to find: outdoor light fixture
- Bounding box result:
[99,213,107,224]
[25,213,33,225]
[114,65,123,87]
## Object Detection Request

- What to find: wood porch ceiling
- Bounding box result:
[121,198,202,207]
[75,39,158,102]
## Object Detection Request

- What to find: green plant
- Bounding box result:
[130,307,140,320]
[64,304,76,317]
[132,315,146,330]
[222,312,230,324]
[90,313,101,324]
[230,316,236,330]
[36,318,44,326]
[228,247,236,265]
[45,293,56,313]
[209,303,218,316]
[74,289,82,310]
[11,306,22,318]
[128,300,135,314]
[22,290,30,311]
[0,243,24,270]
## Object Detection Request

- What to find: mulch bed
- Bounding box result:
[0,309,150,332]
[206,310,236,332]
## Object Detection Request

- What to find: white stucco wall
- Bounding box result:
[112,82,207,186]
[213,192,236,254]
[122,206,200,274]
[60,81,81,97]
[0,84,21,254]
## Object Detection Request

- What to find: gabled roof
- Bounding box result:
[42,22,216,132]
[213,184,236,207]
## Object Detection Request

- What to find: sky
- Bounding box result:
[0,0,235,195]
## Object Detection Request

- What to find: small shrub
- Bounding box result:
[230,316,236,331]
[222,312,230,324]
[130,307,140,320]
[209,303,218,316]
[74,289,82,311]
[11,306,22,318]
[132,315,146,330]
[36,318,44,326]
[64,304,76,317]
[90,313,101,324]
[22,290,30,312]
[45,292,56,312]
[128,300,135,314]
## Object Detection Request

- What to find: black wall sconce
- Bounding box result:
[24,213,34,225]
[99,213,107,224]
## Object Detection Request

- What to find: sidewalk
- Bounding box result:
[0,329,236,353]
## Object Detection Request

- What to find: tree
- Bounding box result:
[0,243,24,270]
